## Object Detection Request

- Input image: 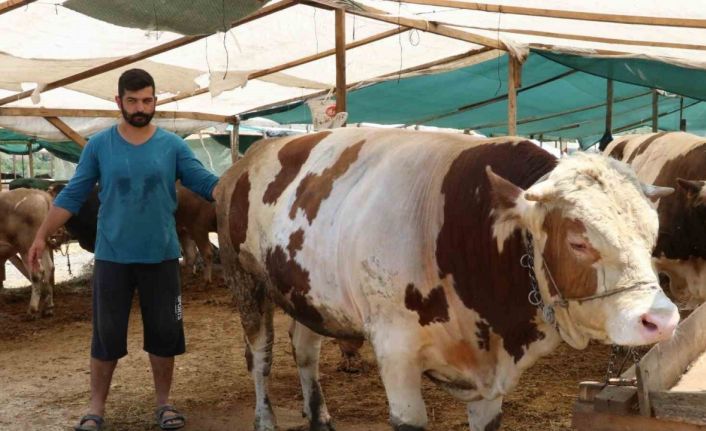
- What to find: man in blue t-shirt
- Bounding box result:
[28,69,219,431]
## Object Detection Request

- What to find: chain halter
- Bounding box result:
[520,231,654,326]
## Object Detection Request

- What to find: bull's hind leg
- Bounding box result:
[231,263,277,431]
[370,328,427,430]
[467,397,503,431]
[289,321,334,431]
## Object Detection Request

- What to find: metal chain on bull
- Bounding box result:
[520,232,557,326]
[603,345,641,387]
[58,241,72,277]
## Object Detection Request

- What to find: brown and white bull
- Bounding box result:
[605,131,706,309]
[0,188,55,317]
[216,128,679,431]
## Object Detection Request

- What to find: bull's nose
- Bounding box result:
[640,307,680,343]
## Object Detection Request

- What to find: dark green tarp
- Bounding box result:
[248,50,706,149]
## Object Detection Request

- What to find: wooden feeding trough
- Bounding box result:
[573,302,706,430]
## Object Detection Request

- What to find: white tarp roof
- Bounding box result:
[2,0,706,139]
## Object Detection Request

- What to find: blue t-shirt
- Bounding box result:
[53,125,219,264]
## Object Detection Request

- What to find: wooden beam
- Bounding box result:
[335,8,347,117]
[238,47,494,118]
[614,99,701,134]
[158,26,407,106]
[44,117,88,148]
[635,302,706,418]
[452,24,706,52]
[301,0,506,50]
[652,89,659,132]
[0,0,35,15]
[0,0,297,107]
[507,55,519,135]
[230,119,240,163]
[398,0,706,29]
[408,69,576,126]
[468,90,650,130]
[573,400,706,431]
[0,107,237,124]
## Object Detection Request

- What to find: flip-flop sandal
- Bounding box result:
[155,404,186,430]
[74,414,104,431]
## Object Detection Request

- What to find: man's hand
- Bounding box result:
[27,236,46,273]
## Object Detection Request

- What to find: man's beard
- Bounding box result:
[121,108,154,128]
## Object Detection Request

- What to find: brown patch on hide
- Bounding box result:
[476,321,491,351]
[287,229,305,258]
[404,284,450,326]
[443,340,478,370]
[262,131,331,205]
[228,173,251,252]
[541,210,599,299]
[265,245,324,328]
[606,139,628,161]
[289,140,365,223]
[626,132,668,164]
[435,140,555,363]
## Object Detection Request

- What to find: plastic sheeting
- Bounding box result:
[254,50,706,148]
[63,0,263,35]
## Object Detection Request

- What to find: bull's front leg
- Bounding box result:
[467,397,503,431]
[289,321,334,430]
[39,250,54,317]
[371,328,427,430]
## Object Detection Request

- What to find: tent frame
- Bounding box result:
[3,0,704,148]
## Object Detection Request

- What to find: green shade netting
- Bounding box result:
[250,50,706,149]
[63,0,262,35]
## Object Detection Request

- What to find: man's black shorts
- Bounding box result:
[91,259,185,361]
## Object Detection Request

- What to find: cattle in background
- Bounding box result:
[216,128,679,431]
[176,183,217,282]
[48,183,217,281]
[0,189,54,317]
[605,132,706,309]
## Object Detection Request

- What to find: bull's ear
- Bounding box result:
[486,166,539,224]
[677,178,704,199]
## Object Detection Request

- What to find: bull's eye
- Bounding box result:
[570,242,588,252]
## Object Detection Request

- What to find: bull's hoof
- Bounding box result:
[24,310,40,321]
[311,421,336,431]
[285,422,335,431]
[41,307,54,318]
[254,416,276,431]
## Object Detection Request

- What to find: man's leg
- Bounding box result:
[149,354,182,425]
[80,260,134,428]
[85,358,118,425]
[137,260,185,427]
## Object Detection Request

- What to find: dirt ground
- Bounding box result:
[0,265,613,431]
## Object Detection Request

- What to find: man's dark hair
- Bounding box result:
[118,69,155,98]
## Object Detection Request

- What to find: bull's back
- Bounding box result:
[605,132,706,185]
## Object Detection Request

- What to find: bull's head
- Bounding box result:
[488,153,679,349]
